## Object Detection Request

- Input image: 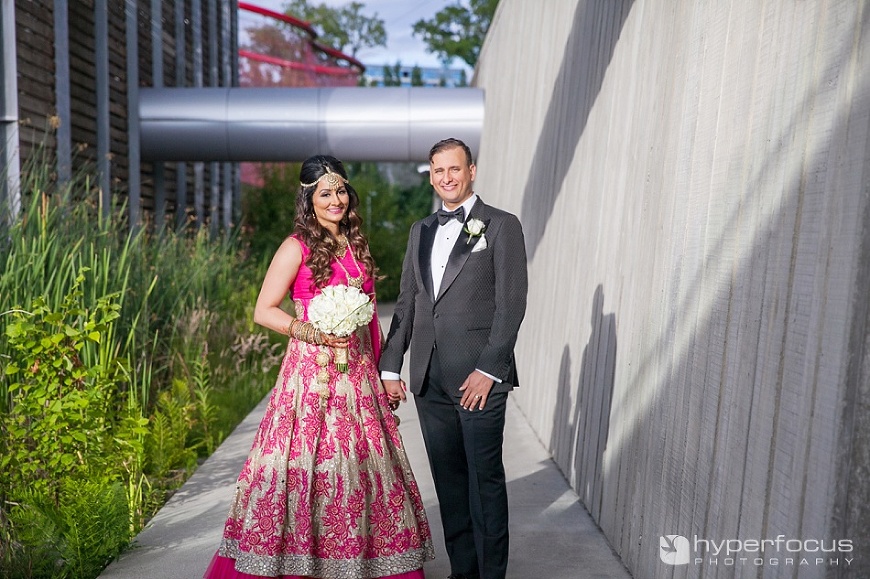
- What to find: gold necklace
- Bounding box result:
[334,237,364,289]
[334,235,348,257]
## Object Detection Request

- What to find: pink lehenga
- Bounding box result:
[205,237,434,579]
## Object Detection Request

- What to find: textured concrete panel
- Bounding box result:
[473,1,870,577]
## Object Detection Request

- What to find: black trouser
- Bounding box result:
[415,348,509,579]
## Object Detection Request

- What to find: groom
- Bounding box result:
[380,138,528,579]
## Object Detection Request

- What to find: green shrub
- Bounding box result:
[0,154,276,577]
[1,270,146,501]
[4,479,130,579]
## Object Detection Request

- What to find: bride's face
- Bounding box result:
[312,185,349,230]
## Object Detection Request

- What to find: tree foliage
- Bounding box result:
[410,65,423,87]
[285,0,387,58]
[412,0,500,67]
[381,62,402,87]
[345,162,432,300]
[241,163,301,259]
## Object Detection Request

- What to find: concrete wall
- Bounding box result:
[472,1,870,577]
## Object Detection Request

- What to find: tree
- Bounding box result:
[457,68,468,87]
[241,164,300,259]
[410,65,423,87]
[381,61,402,86]
[285,0,386,58]
[382,64,396,86]
[412,0,500,68]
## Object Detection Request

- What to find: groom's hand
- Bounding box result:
[460,371,494,411]
[383,379,407,407]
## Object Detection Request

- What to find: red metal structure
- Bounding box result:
[238,2,364,87]
[238,2,366,185]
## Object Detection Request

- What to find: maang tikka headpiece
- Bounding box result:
[301,166,348,189]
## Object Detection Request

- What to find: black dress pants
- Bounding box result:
[415,348,509,579]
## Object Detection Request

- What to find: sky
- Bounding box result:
[242,0,466,72]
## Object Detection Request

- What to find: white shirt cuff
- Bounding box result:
[381,369,500,383]
[476,369,502,383]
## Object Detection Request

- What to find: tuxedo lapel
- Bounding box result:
[418,218,438,302]
[436,199,487,303]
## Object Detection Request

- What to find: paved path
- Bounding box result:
[100,307,631,579]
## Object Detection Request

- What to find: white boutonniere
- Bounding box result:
[464,218,487,245]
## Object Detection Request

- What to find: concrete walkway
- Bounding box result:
[100,308,631,579]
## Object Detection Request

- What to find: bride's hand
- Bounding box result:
[320,333,349,348]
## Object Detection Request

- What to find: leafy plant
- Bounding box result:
[0,139,283,577]
[4,479,129,578]
[144,379,199,479]
[1,270,135,500]
[345,162,432,300]
[0,269,148,578]
[192,349,218,456]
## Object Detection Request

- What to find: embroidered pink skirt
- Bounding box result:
[204,325,433,579]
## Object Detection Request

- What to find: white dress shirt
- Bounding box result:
[431,194,478,297]
[381,194,500,385]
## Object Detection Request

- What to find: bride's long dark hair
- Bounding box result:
[294,155,377,289]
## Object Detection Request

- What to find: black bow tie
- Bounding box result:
[436,206,465,225]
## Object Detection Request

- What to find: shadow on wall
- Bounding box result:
[520,0,635,260]
[550,285,617,522]
[529,6,870,579]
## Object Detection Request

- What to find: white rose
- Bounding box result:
[465,218,485,236]
[307,284,373,336]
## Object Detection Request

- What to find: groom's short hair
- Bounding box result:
[429,138,474,167]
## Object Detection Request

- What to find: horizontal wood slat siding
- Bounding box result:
[16,0,56,161]
[14,0,235,229]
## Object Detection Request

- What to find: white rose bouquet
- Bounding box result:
[307,285,374,372]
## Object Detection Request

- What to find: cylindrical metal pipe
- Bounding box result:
[139,87,484,162]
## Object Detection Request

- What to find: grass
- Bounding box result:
[0,150,280,578]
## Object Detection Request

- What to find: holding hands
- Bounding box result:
[383,378,406,411]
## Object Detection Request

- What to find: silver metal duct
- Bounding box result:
[139,87,484,162]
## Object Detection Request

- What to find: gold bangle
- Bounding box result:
[289,319,310,342]
[291,320,321,345]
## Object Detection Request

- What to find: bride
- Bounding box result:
[203,155,434,579]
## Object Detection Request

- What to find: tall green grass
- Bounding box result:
[0,153,278,577]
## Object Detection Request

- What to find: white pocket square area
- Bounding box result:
[471,235,488,252]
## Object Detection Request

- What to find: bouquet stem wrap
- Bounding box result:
[334,345,349,373]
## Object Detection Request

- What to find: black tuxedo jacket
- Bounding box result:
[380,197,528,396]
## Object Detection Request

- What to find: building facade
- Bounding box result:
[1,0,239,233]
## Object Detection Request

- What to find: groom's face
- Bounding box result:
[430,146,476,209]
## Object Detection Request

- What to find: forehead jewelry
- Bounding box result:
[301,167,347,189]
